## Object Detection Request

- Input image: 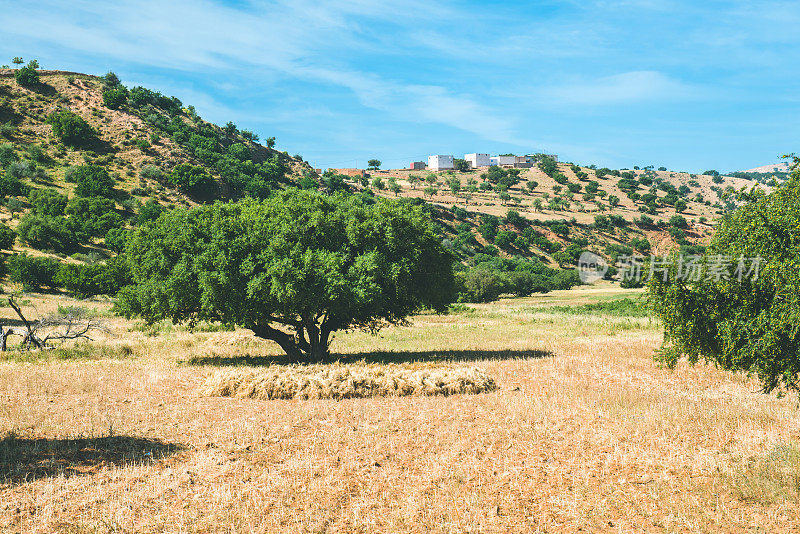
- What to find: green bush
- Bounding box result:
[0,173,27,197]
[29,188,68,216]
[14,65,39,87]
[168,164,217,198]
[457,268,506,303]
[8,253,60,290]
[102,86,128,109]
[66,196,123,238]
[46,110,95,147]
[0,143,17,167]
[71,165,115,197]
[0,223,15,250]
[56,256,132,298]
[17,213,78,252]
[137,198,164,225]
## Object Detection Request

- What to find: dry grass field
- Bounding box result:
[1,286,799,532]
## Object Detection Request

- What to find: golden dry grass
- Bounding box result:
[200,364,498,400]
[0,285,799,532]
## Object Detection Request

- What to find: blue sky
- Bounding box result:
[1,0,798,172]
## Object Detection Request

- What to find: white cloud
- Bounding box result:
[542,70,705,106]
[0,0,538,145]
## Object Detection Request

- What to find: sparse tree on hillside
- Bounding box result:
[367,159,382,170]
[11,57,23,68]
[390,181,401,197]
[424,185,438,199]
[117,190,455,363]
[46,110,95,147]
[408,174,420,189]
[266,136,276,148]
[453,158,470,173]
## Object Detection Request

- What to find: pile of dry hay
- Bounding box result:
[199,364,498,400]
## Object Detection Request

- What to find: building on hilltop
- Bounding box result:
[490,155,516,167]
[409,161,426,170]
[514,156,532,169]
[464,153,490,169]
[427,155,454,171]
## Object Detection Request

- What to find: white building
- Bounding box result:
[464,153,490,169]
[428,154,454,171]
[494,155,516,167]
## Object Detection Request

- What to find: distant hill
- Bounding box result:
[740,162,791,174]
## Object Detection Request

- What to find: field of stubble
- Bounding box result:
[1,285,799,533]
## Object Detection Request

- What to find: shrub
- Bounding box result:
[457,269,506,303]
[0,223,15,249]
[138,165,164,182]
[66,196,123,237]
[102,86,128,109]
[14,64,39,87]
[0,143,17,166]
[71,165,114,197]
[135,198,163,225]
[46,110,95,147]
[28,188,68,216]
[494,230,516,249]
[167,164,217,198]
[17,214,78,252]
[506,270,550,297]
[0,173,27,197]
[56,256,132,298]
[104,227,128,253]
[8,253,60,290]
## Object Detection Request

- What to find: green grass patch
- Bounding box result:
[0,343,134,362]
[529,297,652,317]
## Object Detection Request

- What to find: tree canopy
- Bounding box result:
[117,189,456,362]
[649,161,800,395]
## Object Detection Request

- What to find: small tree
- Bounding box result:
[265,137,276,148]
[72,165,115,198]
[168,164,217,199]
[408,175,420,189]
[103,86,128,109]
[367,159,382,171]
[46,110,95,147]
[117,190,455,362]
[11,57,23,68]
[389,181,402,197]
[453,158,470,172]
[14,63,39,87]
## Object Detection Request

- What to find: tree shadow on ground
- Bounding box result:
[185,349,554,367]
[0,434,183,486]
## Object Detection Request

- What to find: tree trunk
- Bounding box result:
[251,321,331,364]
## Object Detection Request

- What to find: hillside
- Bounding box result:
[0,70,314,199]
[0,66,771,297]
[350,159,764,272]
[0,68,317,269]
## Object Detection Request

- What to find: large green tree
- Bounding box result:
[117,189,456,362]
[649,160,800,395]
